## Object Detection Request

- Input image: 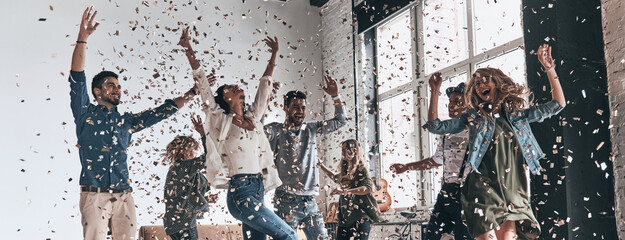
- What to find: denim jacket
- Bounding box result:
[422,99,564,175]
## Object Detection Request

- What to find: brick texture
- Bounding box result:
[602,0,625,238]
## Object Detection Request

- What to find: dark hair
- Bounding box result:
[92,71,119,97]
[215,85,231,114]
[284,90,307,107]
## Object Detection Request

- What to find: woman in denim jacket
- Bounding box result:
[423,44,565,240]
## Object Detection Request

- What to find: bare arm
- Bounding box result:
[171,27,202,109]
[538,44,566,108]
[317,162,337,182]
[179,27,201,71]
[262,36,279,77]
[345,186,370,195]
[71,7,99,72]
[427,72,442,121]
[390,158,442,174]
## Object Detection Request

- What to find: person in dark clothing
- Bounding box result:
[163,116,215,240]
[318,139,382,240]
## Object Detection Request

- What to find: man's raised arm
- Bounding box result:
[71,7,99,72]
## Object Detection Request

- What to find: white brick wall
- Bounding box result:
[317,0,357,212]
[601,0,625,238]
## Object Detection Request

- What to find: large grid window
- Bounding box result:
[372,0,526,209]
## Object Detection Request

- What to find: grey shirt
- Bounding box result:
[264,106,347,195]
[431,129,470,183]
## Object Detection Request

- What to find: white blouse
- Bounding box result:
[194,69,281,190]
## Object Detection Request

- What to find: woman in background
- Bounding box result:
[318,139,382,240]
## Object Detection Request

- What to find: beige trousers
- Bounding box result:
[79,191,137,240]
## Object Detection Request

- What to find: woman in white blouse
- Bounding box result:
[179,28,297,240]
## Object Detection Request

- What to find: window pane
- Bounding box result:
[427,73,468,200]
[423,0,469,74]
[377,11,414,93]
[476,48,527,85]
[473,0,523,54]
[379,91,417,208]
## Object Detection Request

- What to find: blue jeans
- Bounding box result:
[336,219,371,240]
[273,190,328,240]
[168,226,198,240]
[424,183,472,240]
[226,174,299,240]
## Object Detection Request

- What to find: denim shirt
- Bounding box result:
[422,99,563,175]
[69,71,179,190]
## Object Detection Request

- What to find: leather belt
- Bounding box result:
[80,185,132,193]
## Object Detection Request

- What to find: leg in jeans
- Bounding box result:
[449,195,472,240]
[110,192,137,240]
[80,192,112,240]
[273,191,306,229]
[273,191,328,240]
[300,199,328,240]
[336,220,371,240]
[336,225,350,240]
[227,175,299,240]
[354,220,371,240]
[425,191,452,239]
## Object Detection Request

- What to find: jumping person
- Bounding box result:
[422,44,565,240]
[69,8,197,239]
[264,77,347,240]
[318,139,382,240]
[179,27,298,240]
[163,116,214,240]
[391,79,472,240]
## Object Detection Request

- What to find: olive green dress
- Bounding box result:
[461,116,541,239]
[337,166,383,227]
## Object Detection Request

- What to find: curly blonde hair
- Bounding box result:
[163,135,200,164]
[465,67,529,116]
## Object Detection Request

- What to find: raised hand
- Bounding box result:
[428,72,442,91]
[178,27,192,50]
[263,36,279,54]
[77,7,99,41]
[191,115,205,136]
[538,44,555,71]
[322,75,339,97]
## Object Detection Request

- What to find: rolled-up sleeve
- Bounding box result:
[130,99,178,132]
[422,113,470,135]
[68,71,92,120]
[522,99,564,123]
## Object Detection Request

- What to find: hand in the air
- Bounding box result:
[77,7,99,41]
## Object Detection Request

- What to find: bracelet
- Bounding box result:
[332,94,341,101]
[268,62,277,67]
[543,65,555,72]
[430,90,441,95]
[190,87,198,95]
[76,41,87,44]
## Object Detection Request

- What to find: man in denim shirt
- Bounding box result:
[264,76,347,240]
[69,8,198,239]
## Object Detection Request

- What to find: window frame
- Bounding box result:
[367,0,526,210]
